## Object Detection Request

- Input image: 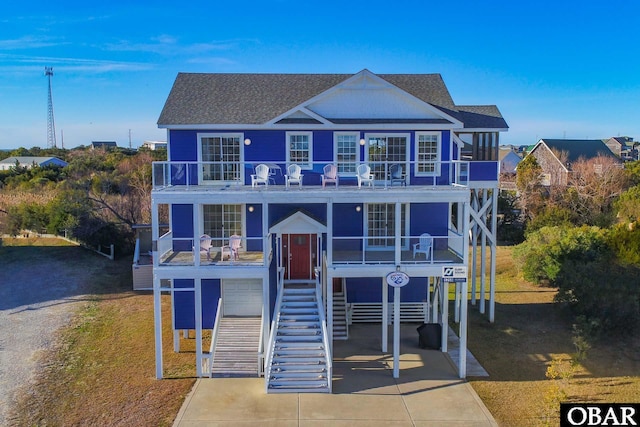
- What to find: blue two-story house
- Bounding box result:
[150,69,507,393]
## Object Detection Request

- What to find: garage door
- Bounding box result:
[223,279,263,316]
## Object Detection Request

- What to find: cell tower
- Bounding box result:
[45,66,57,149]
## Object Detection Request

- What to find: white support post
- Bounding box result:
[471,191,478,305]
[441,280,448,353]
[193,204,201,267]
[459,278,468,378]
[173,330,180,353]
[394,202,401,264]
[480,190,487,314]
[431,278,439,324]
[151,198,164,379]
[153,274,163,379]
[382,277,388,353]
[327,271,334,344]
[393,286,401,379]
[489,190,498,323]
[262,272,270,366]
[326,201,333,266]
[194,278,203,377]
[454,282,461,323]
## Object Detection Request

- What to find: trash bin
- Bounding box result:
[417,323,441,350]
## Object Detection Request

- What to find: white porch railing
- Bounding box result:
[263,270,286,392]
[152,160,475,189]
[314,269,333,393]
[331,233,464,265]
[203,298,223,377]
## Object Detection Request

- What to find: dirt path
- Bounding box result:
[0,240,107,425]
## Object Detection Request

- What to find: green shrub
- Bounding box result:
[513,225,609,285]
[606,223,640,266]
[555,259,640,335]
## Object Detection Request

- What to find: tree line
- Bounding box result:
[505,154,640,338]
[0,146,165,257]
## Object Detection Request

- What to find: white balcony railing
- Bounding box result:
[152,160,477,190]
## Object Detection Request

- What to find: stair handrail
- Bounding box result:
[264,267,287,392]
[257,312,265,377]
[206,297,223,377]
[314,269,333,393]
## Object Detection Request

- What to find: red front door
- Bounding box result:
[283,234,316,280]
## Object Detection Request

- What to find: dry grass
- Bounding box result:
[5,238,195,427]
[4,239,639,426]
[467,245,640,426]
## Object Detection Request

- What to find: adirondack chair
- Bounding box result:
[251,164,269,187]
[199,234,213,260]
[285,164,303,188]
[389,164,406,186]
[222,234,242,261]
[321,164,338,187]
[356,164,374,188]
[412,233,433,260]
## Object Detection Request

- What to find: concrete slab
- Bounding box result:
[173,323,496,426]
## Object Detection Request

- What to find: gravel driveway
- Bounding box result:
[0,241,106,425]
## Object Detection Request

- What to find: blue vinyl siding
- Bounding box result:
[246,204,263,252]
[169,130,198,161]
[173,279,220,330]
[346,278,429,303]
[270,204,326,226]
[172,204,194,251]
[410,203,448,250]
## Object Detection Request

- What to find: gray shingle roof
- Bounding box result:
[157,71,507,130]
[455,105,509,129]
[539,139,618,164]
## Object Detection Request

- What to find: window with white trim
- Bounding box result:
[203,204,243,247]
[334,133,359,174]
[198,133,242,183]
[286,132,313,169]
[416,132,440,175]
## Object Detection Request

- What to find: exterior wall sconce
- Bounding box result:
[359,138,366,146]
[248,205,254,212]
[244,138,251,146]
[355,205,361,212]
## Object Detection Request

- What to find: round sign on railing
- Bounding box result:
[386,271,410,288]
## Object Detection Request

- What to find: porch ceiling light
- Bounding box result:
[244,138,251,146]
[248,205,254,212]
[355,205,361,212]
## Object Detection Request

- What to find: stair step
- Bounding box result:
[268,380,328,389]
[270,371,327,379]
[273,357,325,364]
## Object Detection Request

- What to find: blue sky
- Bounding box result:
[1,0,639,150]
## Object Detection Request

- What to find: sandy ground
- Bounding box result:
[0,248,102,426]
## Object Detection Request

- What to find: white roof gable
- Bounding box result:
[270,70,461,126]
[269,211,326,234]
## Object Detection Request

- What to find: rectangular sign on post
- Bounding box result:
[442,266,467,282]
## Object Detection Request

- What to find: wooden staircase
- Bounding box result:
[266,284,331,393]
[211,317,261,377]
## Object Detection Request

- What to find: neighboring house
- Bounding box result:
[0,156,67,171]
[91,141,117,150]
[498,147,521,191]
[499,147,521,174]
[150,69,508,390]
[141,140,167,150]
[605,136,635,160]
[528,139,620,186]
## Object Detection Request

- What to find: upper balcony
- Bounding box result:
[152,160,498,192]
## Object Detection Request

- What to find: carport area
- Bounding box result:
[172,323,496,426]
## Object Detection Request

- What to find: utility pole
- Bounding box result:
[45,67,57,149]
